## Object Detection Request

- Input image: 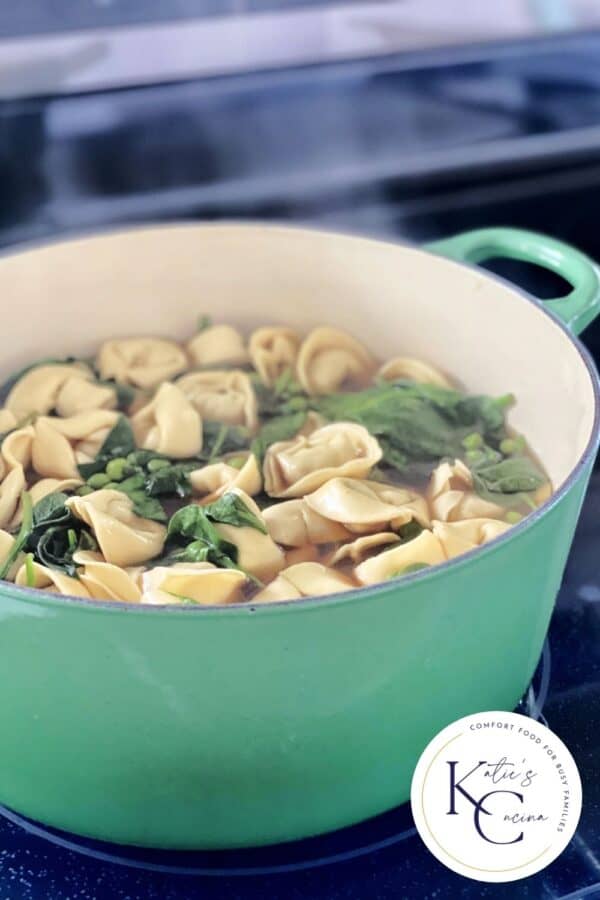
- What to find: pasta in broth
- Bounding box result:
[0,319,552,605]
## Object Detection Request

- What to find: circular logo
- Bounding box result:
[410,711,582,883]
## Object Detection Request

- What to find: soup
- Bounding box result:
[0,319,551,605]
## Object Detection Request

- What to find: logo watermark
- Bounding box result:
[410,711,581,882]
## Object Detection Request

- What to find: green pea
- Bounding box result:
[77,485,94,496]
[500,435,526,455]
[500,438,516,455]
[103,482,120,491]
[462,432,483,450]
[105,457,128,481]
[466,449,484,464]
[87,472,110,489]
[126,451,139,464]
[147,458,170,472]
[506,510,523,524]
[227,455,246,470]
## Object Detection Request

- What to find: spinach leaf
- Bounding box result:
[0,491,33,580]
[471,456,547,494]
[78,416,136,478]
[145,463,193,499]
[114,474,167,522]
[166,505,239,569]
[31,491,71,528]
[455,394,514,442]
[311,382,516,475]
[253,369,307,417]
[251,411,307,460]
[205,492,267,533]
[18,491,98,577]
[34,526,97,576]
[202,421,250,459]
[163,491,265,579]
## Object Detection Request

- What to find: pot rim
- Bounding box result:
[1,220,599,616]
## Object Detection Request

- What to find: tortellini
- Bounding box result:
[263,498,351,547]
[190,454,261,503]
[213,489,285,582]
[97,338,188,389]
[186,325,248,368]
[176,370,257,431]
[354,530,446,585]
[5,363,95,418]
[427,459,504,521]
[66,490,166,567]
[132,382,202,459]
[326,532,400,566]
[432,518,510,559]
[15,559,90,598]
[249,326,301,386]
[304,477,430,533]
[253,562,355,603]
[0,467,26,529]
[0,409,17,433]
[378,356,452,388]
[2,425,35,471]
[54,377,117,417]
[296,327,376,395]
[73,550,143,603]
[24,411,120,478]
[141,562,246,606]
[264,423,382,498]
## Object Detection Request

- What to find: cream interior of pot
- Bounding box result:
[0,223,595,489]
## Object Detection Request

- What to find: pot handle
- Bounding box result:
[424,227,600,335]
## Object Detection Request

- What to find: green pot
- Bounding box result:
[0,223,597,849]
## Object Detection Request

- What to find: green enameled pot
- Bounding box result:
[0,223,598,849]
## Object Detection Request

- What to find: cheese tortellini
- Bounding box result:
[176,370,258,431]
[249,326,301,386]
[378,356,452,388]
[187,324,248,368]
[141,562,246,606]
[66,490,166,567]
[0,317,548,606]
[190,454,262,503]
[297,327,376,395]
[304,477,430,533]
[264,423,382,498]
[132,382,202,459]
[253,562,355,603]
[428,459,505,521]
[97,338,188,389]
[6,363,96,418]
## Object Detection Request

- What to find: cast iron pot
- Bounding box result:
[0,223,598,849]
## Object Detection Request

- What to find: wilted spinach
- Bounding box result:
[251,411,307,461]
[0,491,99,579]
[471,455,546,494]
[162,492,265,582]
[78,416,136,479]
